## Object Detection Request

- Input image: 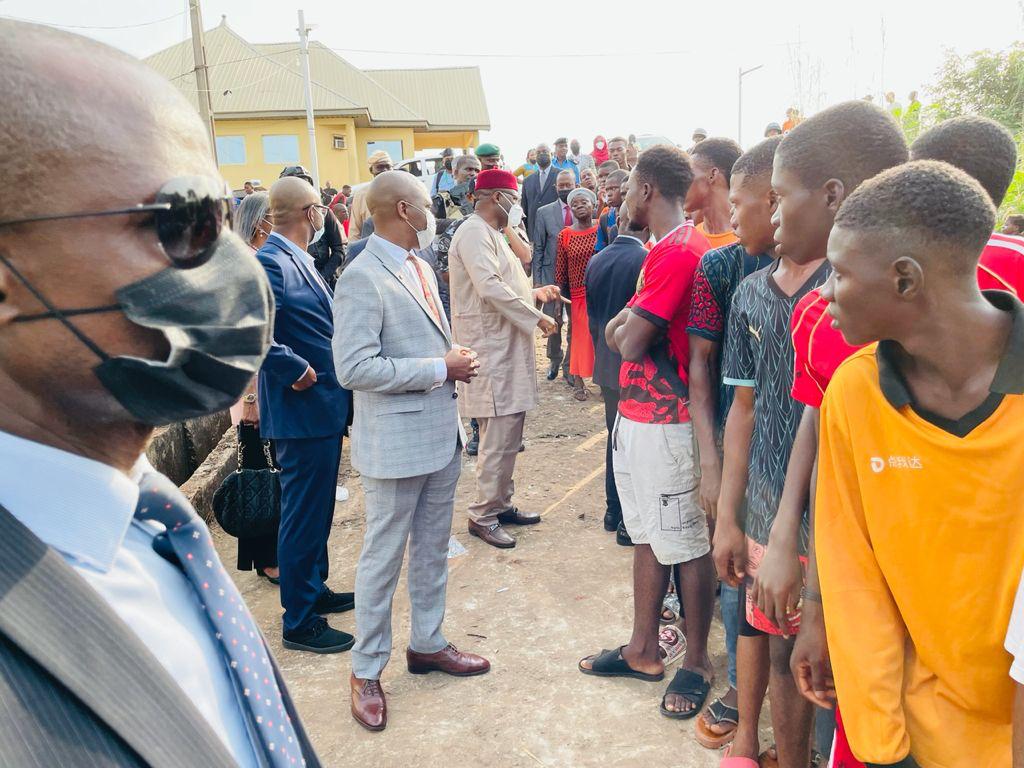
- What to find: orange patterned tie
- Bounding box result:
[407,254,442,325]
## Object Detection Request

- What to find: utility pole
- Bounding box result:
[738,64,764,147]
[188,0,217,162]
[297,10,320,190]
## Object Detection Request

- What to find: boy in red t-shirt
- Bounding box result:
[759,115,1024,767]
[579,146,718,722]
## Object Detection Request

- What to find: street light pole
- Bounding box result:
[297,10,320,190]
[738,64,764,147]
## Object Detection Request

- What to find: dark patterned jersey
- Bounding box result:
[686,243,773,437]
[722,260,829,547]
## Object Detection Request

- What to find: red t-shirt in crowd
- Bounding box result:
[618,222,711,423]
[791,233,1024,407]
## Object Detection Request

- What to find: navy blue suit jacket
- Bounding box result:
[256,234,351,440]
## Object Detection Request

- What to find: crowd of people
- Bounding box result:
[4,16,1024,768]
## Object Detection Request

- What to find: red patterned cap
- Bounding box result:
[474,169,518,192]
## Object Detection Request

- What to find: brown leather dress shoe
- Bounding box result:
[350,673,387,732]
[407,644,491,677]
[468,520,516,548]
[497,506,541,525]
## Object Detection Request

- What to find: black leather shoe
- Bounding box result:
[315,587,355,614]
[497,507,541,525]
[603,509,622,532]
[616,520,634,547]
[546,366,558,381]
[283,618,355,654]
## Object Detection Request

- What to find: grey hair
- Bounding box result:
[453,154,480,174]
[233,191,270,247]
[567,187,597,207]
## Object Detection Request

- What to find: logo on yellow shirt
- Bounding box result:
[870,455,924,473]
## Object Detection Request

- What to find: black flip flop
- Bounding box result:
[578,647,665,682]
[659,668,711,719]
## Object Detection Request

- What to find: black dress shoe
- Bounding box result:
[315,587,355,614]
[546,367,558,381]
[283,618,355,654]
[603,509,622,532]
[257,569,280,585]
[616,520,634,547]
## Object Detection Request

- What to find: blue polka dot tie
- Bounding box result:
[135,472,305,768]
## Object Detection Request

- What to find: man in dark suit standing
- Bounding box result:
[532,170,578,380]
[521,142,559,242]
[583,205,649,539]
[258,177,355,653]
[0,19,321,767]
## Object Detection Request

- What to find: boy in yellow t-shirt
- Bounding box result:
[815,160,1024,768]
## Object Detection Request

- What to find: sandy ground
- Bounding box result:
[214,343,771,768]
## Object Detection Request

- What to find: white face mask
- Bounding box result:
[498,192,524,228]
[596,141,605,149]
[403,201,436,250]
[308,206,325,245]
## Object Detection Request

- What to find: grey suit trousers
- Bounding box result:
[352,443,462,679]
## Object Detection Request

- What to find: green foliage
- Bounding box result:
[918,44,1024,219]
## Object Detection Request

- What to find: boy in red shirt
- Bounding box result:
[579,146,718,722]
[756,115,1024,767]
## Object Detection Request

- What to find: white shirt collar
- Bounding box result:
[616,234,645,246]
[0,430,150,573]
[368,233,413,270]
[267,231,310,263]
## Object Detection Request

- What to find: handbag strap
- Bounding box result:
[236,430,277,473]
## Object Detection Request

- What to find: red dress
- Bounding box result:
[556,225,599,377]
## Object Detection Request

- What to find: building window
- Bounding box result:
[262,135,300,164]
[216,136,246,165]
[366,140,403,164]
[332,135,347,150]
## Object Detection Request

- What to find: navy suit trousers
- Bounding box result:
[276,432,344,634]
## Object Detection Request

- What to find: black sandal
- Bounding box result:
[578,647,665,682]
[659,668,710,719]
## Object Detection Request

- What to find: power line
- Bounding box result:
[168,48,301,82]
[324,40,800,60]
[0,9,186,31]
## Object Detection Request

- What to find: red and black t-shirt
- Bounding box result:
[618,222,711,424]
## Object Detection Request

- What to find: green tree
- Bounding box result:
[920,44,1024,218]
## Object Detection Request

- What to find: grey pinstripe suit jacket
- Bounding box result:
[0,505,320,768]
[333,237,462,480]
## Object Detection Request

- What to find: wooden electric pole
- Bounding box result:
[189,0,218,162]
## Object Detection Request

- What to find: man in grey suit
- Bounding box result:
[334,171,490,733]
[0,19,320,768]
[533,170,579,380]
[521,142,560,241]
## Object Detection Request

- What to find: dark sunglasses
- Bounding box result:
[0,176,233,268]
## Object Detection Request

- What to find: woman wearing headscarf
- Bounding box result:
[229,191,281,584]
[555,187,599,401]
[591,135,610,166]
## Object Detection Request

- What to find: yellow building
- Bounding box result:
[144,19,490,188]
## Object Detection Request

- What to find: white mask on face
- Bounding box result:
[498,192,524,228]
[308,206,325,245]
[403,201,436,250]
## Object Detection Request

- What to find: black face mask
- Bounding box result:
[5,232,273,426]
[557,190,572,204]
[537,152,552,168]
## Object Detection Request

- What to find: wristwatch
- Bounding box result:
[243,393,257,404]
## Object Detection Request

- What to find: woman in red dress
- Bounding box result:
[556,187,599,401]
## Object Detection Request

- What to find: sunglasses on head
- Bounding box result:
[0,176,233,269]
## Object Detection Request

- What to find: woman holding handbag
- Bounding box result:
[228,192,280,584]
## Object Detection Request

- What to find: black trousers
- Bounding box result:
[601,386,622,519]
[235,424,279,572]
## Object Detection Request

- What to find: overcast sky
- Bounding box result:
[3,0,1023,166]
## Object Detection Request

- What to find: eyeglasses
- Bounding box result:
[0,176,233,268]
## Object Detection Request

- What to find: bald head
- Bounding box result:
[366,171,430,224]
[0,20,213,220]
[270,177,319,223]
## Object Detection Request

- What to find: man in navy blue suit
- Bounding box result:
[257,176,355,653]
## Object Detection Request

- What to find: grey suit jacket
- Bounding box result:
[333,237,462,480]
[0,504,320,768]
[531,200,567,288]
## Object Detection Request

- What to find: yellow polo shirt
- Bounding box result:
[816,292,1024,768]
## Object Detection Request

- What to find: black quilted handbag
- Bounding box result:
[213,437,281,538]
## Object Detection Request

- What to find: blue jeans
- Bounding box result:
[720,582,739,689]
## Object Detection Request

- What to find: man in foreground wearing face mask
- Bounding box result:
[0,19,322,767]
[334,171,489,732]
[257,177,355,654]
[449,169,562,549]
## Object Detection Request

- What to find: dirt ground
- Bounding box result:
[215,342,770,768]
